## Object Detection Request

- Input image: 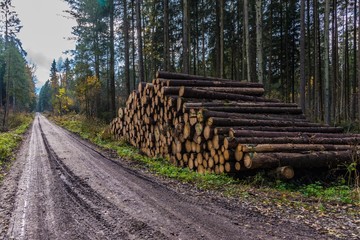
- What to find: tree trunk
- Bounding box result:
[182,0,190,74]
[124,0,130,96]
[324,0,330,124]
[164,0,170,71]
[243,0,251,82]
[220,0,224,78]
[255,0,263,84]
[136,0,144,82]
[353,0,358,121]
[300,0,306,112]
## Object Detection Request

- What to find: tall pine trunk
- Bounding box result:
[255,0,263,84]
[124,0,130,96]
[136,0,144,82]
[164,0,170,71]
[300,0,305,112]
[182,0,190,74]
[324,0,330,124]
[109,0,116,117]
[243,0,251,82]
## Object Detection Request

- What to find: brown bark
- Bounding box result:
[244,151,354,169]
[206,117,323,128]
[198,109,307,123]
[224,126,344,133]
[269,166,295,179]
[240,143,357,153]
[229,136,360,145]
[189,87,265,96]
[157,78,263,88]
[179,87,278,103]
[229,129,359,139]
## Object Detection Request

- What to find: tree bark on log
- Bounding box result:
[240,143,358,153]
[231,136,360,145]
[244,151,354,169]
[179,87,279,102]
[225,126,344,133]
[229,129,360,139]
[206,117,325,128]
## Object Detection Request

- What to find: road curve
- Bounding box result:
[0,114,324,239]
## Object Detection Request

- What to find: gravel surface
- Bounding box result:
[0,114,354,239]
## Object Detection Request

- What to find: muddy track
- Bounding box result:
[0,114,329,239]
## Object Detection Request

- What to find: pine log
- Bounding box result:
[230,136,360,145]
[185,101,299,109]
[224,126,344,133]
[240,143,358,153]
[194,87,265,96]
[157,70,252,82]
[179,87,278,102]
[268,166,295,179]
[197,109,307,123]
[137,82,147,93]
[243,151,355,169]
[161,86,182,96]
[156,78,263,88]
[229,129,360,139]
[198,106,303,115]
[206,117,324,128]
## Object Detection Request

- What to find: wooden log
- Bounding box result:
[225,162,237,173]
[185,101,298,109]
[157,70,254,83]
[243,150,355,169]
[161,86,182,96]
[229,136,360,145]
[194,87,265,96]
[206,117,328,128]
[197,109,307,123]
[179,87,278,103]
[229,129,357,139]
[160,78,264,88]
[240,143,358,153]
[137,82,147,93]
[118,108,125,119]
[195,123,203,136]
[269,166,295,180]
[224,126,344,134]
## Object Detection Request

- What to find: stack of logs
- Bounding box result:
[110,71,360,179]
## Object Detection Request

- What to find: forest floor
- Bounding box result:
[0,113,359,239]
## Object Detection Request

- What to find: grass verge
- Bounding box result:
[51,113,360,206]
[0,113,33,182]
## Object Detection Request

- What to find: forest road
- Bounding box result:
[0,113,326,240]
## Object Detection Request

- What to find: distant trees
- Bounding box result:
[53,0,360,126]
[37,58,75,115]
[0,0,35,129]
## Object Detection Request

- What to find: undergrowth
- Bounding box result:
[52,113,360,205]
[0,113,33,181]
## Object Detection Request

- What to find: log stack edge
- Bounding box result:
[110,71,360,179]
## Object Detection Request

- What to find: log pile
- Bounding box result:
[110,71,360,179]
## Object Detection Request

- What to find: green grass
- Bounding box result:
[0,113,33,181]
[51,114,360,206]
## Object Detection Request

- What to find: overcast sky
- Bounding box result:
[13,0,76,91]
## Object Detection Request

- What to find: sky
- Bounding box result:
[13,0,76,91]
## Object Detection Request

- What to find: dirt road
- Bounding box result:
[0,114,329,239]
